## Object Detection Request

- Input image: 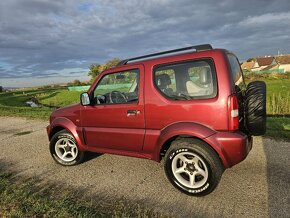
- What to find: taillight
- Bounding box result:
[228,95,239,131]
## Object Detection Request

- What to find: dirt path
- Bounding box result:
[0,116,289,217]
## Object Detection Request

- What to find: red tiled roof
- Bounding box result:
[275,55,290,64]
[256,57,274,66]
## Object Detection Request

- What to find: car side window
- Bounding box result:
[227,54,246,90]
[93,69,139,104]
[154,59,217,100]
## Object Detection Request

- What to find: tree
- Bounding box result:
[88,64,102,82]
[73,79,82,86]
[102,58,121,70]
[88,58,121,82]
[246,57,257,62]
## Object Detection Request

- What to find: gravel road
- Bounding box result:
[0,116,289,217]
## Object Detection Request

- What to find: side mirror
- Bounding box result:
[80,92,90,106]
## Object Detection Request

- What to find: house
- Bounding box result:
[241,61,255,71]
[242,54,290,73]
[261,64,280,71]
[275,55,290,72]
[252,57,277,71]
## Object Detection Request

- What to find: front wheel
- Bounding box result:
[50,130,85,166]
[164,138,223,196]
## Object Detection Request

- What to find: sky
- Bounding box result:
[1,0,290,87]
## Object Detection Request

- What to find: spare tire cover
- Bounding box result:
[245,81,266,136]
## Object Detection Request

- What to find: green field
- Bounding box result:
[0,89,53,119]
[0,88,81,120]
[260,78,290,115]
[245,75,290,141]
[36,90,82,107]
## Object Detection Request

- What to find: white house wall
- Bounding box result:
[279,64,290,72]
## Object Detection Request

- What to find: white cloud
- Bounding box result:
[240,12,290,27]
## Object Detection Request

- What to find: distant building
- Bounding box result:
[241,61,255,71]
[275,55,290,72]
[252,57,276,71]
[242,54,290,73]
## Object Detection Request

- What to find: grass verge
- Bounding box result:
[0,105,53,120]
[36,90,82,107]
[0,171,99,217]
[0,88,77,120]
[0,167,168,217]
[265,116,290,141]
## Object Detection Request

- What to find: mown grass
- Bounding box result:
[0,88,80,120]
[266,116,290,141]
[0,89,54,119]
[0,105,53,120]
[36,90,82,107]
[0,168,168,217]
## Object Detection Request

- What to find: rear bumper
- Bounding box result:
[205,131,252,168]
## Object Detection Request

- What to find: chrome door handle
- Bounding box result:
[127,110,140,116]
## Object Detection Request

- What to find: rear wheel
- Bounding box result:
[50,130,85,166]
[245,81,266,136]
[164,138,224,196]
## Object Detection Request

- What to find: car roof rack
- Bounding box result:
[117,44,213,66]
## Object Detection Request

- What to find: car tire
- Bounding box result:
[164,138,224,196]
[50,130,85,166]
[245,81,266,136]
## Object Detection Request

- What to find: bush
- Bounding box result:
[244,72,290,81]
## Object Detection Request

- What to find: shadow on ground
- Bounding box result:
[263,138,290,218]
[84,152,103,163]
[0,160,170,217]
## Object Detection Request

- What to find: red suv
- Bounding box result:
[47,44,266,196]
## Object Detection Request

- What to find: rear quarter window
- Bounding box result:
[153,59,217,100]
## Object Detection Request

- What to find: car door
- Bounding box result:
[81,64,145,152]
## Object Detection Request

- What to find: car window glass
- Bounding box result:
[93,69,139,104]
[227,54,245,90]
[154,60,216,100]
